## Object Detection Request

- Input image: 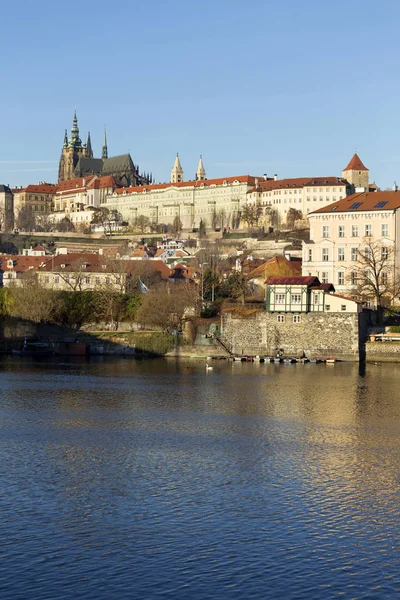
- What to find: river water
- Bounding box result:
[0,357,399,599]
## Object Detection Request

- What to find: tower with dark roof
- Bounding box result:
[102,128,108,160]
[342,153,369,191]
[58,111,93,182]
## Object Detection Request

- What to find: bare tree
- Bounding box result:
[96,284,125,330]
[55,217,75,233]
[348,239,400,321]
[286,208,302,229]
[9,271,57,334]
[199,219,207,239]
[172,215,183,237]
[240,204,262,229]
[133,215,151,233]
[92,207,122,234]
[17,206,36,232]
[56,257,93,291]
[36,213,55,232]
[136,282,199,332]
[266,207,280,230]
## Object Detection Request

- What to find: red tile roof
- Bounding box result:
[248,255,301,280]
[265,276,320,286]
[56,177,96,193]
[253,176,348,193]
[86,176,117,190]
[124,260,171,279]
[114,175,257,195]
[12,183,57,194]
[0,255,51,272]
[39,253,106,272]
[311,190,400,214]
[343,153,368,172]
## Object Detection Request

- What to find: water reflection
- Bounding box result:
[0,357,399,599]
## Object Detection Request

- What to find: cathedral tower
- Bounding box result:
[171,153,184,183]
[58,111,89,182]
[195,155,206,180]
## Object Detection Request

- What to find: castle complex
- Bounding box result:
[0,109,376,236]
[58,111,153,188]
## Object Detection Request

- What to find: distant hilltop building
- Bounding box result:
[342,153,369,191]
[58,111,153,188]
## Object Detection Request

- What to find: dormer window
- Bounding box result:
[60,264,65,269]
[7,260,13,268]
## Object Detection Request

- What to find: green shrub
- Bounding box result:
[133,333,175,355]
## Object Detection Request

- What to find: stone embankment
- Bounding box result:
[221,309,366,361]
[365,341,400,362]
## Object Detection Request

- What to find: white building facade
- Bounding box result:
[103,175,257,230]
[303,191,400,294]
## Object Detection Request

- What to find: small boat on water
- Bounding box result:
[326,357,336,364]
[283,358,296,364]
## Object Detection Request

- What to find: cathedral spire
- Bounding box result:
[87,131,93,157]
[196,155,206,180]
[171,153,184,183]
[102,128,108,159]
[69,109,82,148]
[63,129,68,149]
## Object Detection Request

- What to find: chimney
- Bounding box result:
[393,181,398,192]
[274,174,278,181]
[263,173,268,181]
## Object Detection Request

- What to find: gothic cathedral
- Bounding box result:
[58,111,153,188]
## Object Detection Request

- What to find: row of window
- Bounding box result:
[322,224,389,238]
[312,246,389,262]
[276,306,347,322]
[277,315,302,323]
[313,271,389,286]
[275,293,302,304]
[44,276,121,285]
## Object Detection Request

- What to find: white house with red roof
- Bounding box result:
[265,275,359,316]
[302,190,400,294]
[0,255,51,286]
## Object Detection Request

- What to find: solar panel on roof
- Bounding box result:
[374,201,388,208]
[349,202,362,209]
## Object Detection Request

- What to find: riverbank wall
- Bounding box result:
[220,309,368,361]
[365,341,400,362]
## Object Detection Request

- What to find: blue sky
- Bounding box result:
[1,0,400,187]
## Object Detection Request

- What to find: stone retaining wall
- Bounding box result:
[366,341,400,362]
[221,310,364,360]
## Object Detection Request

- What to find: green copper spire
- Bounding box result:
[63,129,68,149]
[69,109,82,148]
[102,127,108,159]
